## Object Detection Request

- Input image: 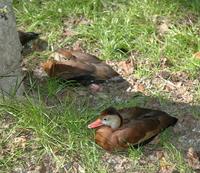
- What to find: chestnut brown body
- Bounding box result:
[89,107,177,151]
[42,49,119,84]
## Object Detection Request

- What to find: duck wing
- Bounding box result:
[110,118,160,149]
[41,60,95,80]
[42,50,119,83]
[134,109,178,129]
[112,112,177,149]
[56,49,103,64]
[71,51,103,63]
[118,107,154,121]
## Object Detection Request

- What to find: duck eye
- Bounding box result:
[103,118,107,121]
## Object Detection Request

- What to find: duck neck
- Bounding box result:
[111,114,123,129]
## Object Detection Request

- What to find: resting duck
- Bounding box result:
[42,49,120,84]
[88,106,177,151]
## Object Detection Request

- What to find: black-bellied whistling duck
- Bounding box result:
[88,106,177,151]
[18,30,40,46]
[41,49,119,84]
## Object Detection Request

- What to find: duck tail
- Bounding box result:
[159,113,178,129]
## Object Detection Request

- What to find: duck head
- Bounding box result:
[88,107,123,129]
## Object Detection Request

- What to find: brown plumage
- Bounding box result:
[88,106,177,151]
[41,49,119,84]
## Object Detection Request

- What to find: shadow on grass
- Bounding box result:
[22,65,200,154]
[176,0,200,13]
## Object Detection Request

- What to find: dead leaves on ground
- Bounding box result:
[107,54,198,104]
[118,59,135,76]
[62,28,76,37]
[89,83,103,93]
[158,156,176,173]
[153,16,171,37]
[173,114,200,154]
[194,52,200,60]
[187,147,200,170]
[101,149,189,173]
[13,135,28,149]
[61,16,92,38]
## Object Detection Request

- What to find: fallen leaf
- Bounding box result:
[63,16,92,28]
[63,29,76,37]
[164,83,176,92]
[135,83,145,92]
[101,153,131,173]
[158,71,171,79]
[156,150,165,160]
[22,66,28,72]
[194,52,200,60]
[39,162,47,173]
[89,83,103,93]
[179,13,198,26]
[159,156,176,173]
[72,162,85,173]
[72,40,84,51]
[157,23,169,35]
[187,147,200,170]
[41,153,56,173]
[159,57,172,68]
[118,59,134,76]
[14,136,27,148]
[155,16,170,36]
[171,72,189,82]
[33,66,48,79]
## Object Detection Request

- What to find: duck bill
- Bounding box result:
[88,119,103,129]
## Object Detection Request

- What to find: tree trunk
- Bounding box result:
[0,0,24,97]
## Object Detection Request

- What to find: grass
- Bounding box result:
[1,0,199,172]
[163,144,191,172]
[0,98,106,172]
[0,95,192,172]
[14,0,200,78]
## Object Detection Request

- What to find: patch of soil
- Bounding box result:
[173,115,200,152]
